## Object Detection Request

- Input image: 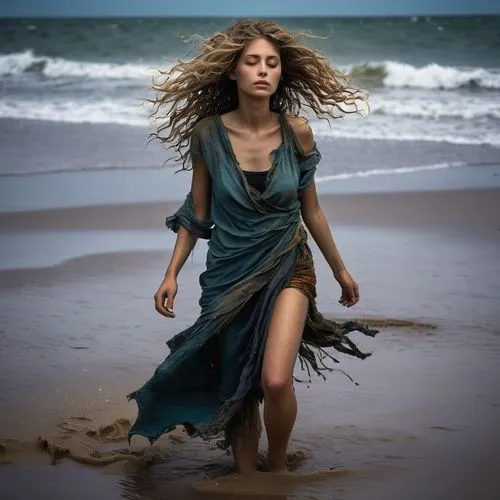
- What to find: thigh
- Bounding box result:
[261,288,309,383]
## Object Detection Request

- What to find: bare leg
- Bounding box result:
[261,288,309,472]
[231,401,262,473]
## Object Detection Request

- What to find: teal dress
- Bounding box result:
[127,112,377,446]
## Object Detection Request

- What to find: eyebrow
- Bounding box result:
[245,54,280,59]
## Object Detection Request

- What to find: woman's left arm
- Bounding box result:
[293,117,359,308]
[300,182,359,308]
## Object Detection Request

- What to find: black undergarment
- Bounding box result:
[242,170,269,193]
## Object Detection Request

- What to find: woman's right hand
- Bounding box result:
[154,274,178,318]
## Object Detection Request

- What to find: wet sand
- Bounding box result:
[1,186,499,231]
[1,188,500,499]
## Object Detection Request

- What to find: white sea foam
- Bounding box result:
[315,162,466,184]
[2,51,500,91]
[314,126,500,147]
[347,60,500,90]
[384,61,500,90]
[0,98,149,126]
[0,49,168,80]
[1,97,499,147]
[370,96,500,120]
[2,50,500,147]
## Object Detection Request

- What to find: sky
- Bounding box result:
[1,0,500,18]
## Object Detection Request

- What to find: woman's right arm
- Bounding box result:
[154,159,212,318]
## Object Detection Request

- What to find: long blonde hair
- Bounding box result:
[148,19,366,170]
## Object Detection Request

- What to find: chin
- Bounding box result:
[249,87,274,96]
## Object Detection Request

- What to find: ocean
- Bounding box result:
[1,15,499,181]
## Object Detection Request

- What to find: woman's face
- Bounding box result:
[230,37,281,98]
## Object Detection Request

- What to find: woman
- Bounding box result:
[128,19,377,474]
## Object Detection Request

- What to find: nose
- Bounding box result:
[257,63,267,76]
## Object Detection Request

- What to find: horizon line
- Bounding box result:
[1,12,499,20]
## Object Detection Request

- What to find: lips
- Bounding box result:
[254,81,270,86]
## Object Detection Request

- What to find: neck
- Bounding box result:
[233,95,275,130]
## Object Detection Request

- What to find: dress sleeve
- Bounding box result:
[164,121,213,240]
[190,122,204,167]
[165,192,213,240]
[298,144,322,191]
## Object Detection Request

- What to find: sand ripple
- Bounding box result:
[0,417,167,469]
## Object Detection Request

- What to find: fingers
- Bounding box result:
[154,292,171,318]
[349,282,360,307]
[339,285,360,308]
[345,294,359,307]
[154,290,176,318]
[165,293,176,318]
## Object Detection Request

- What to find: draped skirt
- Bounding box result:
[127,227,378,448]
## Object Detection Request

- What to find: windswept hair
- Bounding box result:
[148,19,367,170]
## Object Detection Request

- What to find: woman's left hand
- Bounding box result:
[334,269,360,308]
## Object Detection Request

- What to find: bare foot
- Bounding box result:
[237,464,258,475]
[266,456,289,474]
[268,467,289,474]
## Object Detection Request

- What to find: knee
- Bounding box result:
[261,375,292,399]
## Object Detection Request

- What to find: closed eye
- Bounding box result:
[245,56,280,68]
[247,61,279,68]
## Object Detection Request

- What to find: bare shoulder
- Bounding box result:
[285,114,315,155]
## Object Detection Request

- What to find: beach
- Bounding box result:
[1,130,500,498]
[1,14,500,499]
